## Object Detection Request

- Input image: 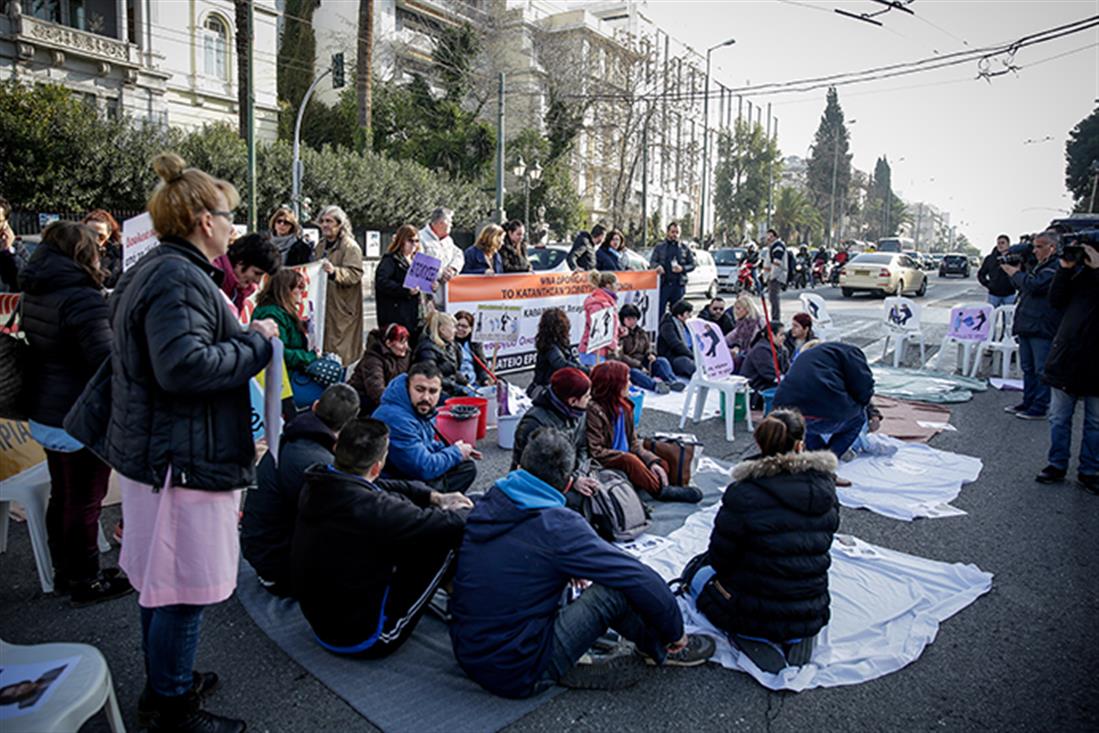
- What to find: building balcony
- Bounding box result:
[7,2,141,75]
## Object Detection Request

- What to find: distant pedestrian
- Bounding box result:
[977,234,1017,307]
[316,205,365,366]
[81,209,123,288]
[762,228,787,322]
[649,222,695,315]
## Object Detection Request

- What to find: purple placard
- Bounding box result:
[687,319,734,379]
[404,252,441,292]
[947,304,993,342]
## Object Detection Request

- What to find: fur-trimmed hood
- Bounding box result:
[732,450,838,481]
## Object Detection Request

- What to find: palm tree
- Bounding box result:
[773,186,821,243]
[235,0,249,138]
[357,0,374,151]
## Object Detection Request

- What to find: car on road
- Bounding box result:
[686,248,720,300]
[840,252,928,298]
[876,236,915,254]
[713,247,748,292]
[939,253,971,278]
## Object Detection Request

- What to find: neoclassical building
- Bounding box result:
[0,0,280,139]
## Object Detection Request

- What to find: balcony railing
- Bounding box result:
[12,11,139,67]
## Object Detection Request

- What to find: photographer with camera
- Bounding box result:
[977,234,1017,306]
[1035,231,1099,492]
[1001,231,1062,421]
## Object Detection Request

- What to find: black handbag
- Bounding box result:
[0,298,28,420]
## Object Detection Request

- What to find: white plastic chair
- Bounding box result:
[0,639,125,732]
[881,296,926,368]
[678,318,753,441]
[798,292,838,340]
[970,305,1019,378]
[0,462,111,594]
[935,303,995,374]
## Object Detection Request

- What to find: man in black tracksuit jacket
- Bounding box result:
[292,418,471,657]
[977,235,1017,306]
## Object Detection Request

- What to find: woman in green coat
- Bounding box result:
[253,268,328,406]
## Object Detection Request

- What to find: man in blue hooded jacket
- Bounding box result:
[371,361,478,493]
[449,428,715,699]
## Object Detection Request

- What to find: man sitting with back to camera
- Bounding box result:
[371,361,479,494]
[450,428,715,698]
[292,418,472,658]
[657,299,697,379]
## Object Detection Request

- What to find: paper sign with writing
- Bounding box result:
[585,307,615,352]
[474,304,522,344]
[688,318,734,379]
[364,230,382,259]
[404,253,441,292]
[122,212,159,271]
[947,304,993,342]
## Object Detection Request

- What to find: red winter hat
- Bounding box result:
[550,367,592,401]
[792,312,813,330]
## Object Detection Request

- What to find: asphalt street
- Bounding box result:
[2,274,1097,732]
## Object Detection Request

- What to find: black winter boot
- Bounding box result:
[142,689,244,733]
[656,484,703,503]
[139,672,221,727]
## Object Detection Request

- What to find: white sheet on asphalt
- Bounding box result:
[639,503,993,692]
[835,435,982,521]
[641,387,721,420]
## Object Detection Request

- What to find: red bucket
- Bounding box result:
[444,397,488,439]
[436,409,479,446]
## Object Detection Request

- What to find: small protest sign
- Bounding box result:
[585,307,615,352]
[122,212,159,271]
[404,252,441,292]
[364,230,382,259]
[947,304,993,342]
[474,304,522,344]
[687,318,734,379]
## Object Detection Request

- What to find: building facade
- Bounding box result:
[1,0,280,139]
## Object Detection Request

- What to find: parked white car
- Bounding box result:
[528,244,649,273]
[685,248,719,300]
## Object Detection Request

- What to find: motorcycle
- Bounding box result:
[829,262,845,287]
[812,259,828,287]
[735,259,758,295]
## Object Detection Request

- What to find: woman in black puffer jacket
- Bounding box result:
[413,310,469,401]
[20,221,130,606]
[689,408,839,673]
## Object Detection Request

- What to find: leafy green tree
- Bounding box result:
[773,186,821,243]
[1065,104,1099,212]
[503,129,583,238]
[712,119,780,241]
[277,0,321,142]
[805,87,852,243]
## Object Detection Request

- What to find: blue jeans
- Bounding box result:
[804,412,867,458]
[537,584,667,693]
[988,293,1016,307]
[1048,388,1099,476]
[141,604,205,697]
[1017,336,1052,415]
[660,284,685,316]
[629,357,676,390]
[670,355,696,379]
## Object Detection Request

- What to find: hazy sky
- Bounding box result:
[638,0,1099,249]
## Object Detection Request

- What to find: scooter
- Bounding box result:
[735,260,757,295]
[812,259,828,287]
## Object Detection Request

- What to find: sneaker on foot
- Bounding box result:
[1035,465,1066,484]
[653,381,671,395]
[840,449,857,462]
[1078,473,1099,495]
[834,476,853,487]
[1003,403,1026,414]
[656,484,703,503]
[653,634,717,667]
[144,691,245,733]
[139,672,221,727]
[1016,410,1048,421]
[54,567,121,596]
[669,381,686,392]
[559,642,646,691]
[69,573,133,608]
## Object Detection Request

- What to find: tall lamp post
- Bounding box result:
[700,37,736,242]
[512,157,543,230]
[828,118,855,246]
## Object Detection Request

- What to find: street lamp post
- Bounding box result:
[700,37,736,242]
[827,119,855,247]
[512,157,543,231]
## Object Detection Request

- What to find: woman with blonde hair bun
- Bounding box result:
[65,152,278,732]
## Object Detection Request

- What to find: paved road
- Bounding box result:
[4,272,1098,732]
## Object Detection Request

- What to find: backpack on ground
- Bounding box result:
[642,433,701,487]
[581,468,652,543]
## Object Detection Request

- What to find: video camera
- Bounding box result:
[1001,234,1034,267]
[1049,215,1099,265]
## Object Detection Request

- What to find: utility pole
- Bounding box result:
[245,0,256,231]
[494,73,505,224]
[641,103,650,250]
[915,203,923,250]
[766,106,776,230]
[700,38,735,246]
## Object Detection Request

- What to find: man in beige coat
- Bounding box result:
[316,205,364,366]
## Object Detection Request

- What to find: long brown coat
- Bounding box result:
[586,400,661,467]
[321,234,364,366]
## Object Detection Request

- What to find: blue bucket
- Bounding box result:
[628,386,645,426]
[761,387,778,416]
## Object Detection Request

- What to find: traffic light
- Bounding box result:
[332,53,345,89]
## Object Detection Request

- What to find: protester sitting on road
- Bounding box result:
[374,224,424,338]
[212,232,280,315]
[739,322,789,402]
[510,368,600,508]
[450,428,715,698]
[978,234,1017,307]
[689,409,839,674]
[567,224,605,271]
[268,206,314,266]
[293,417,472,658]
[64,153,279,732]
[252,268,328,404]
[596,228,623,271]
[371,362,479,494]
[724,295,764,358]
[773,340,874,462]
[415,310,472,401]
[20,220,131,607]
[349,324,412,415]
[587,361,701,503]
[241,384,361,596]
[529,307,585,399]
[1035,234,1099,491]
[500,219,532,273]
[579,271,619,368]
[700,296,735,335]
[453,310,493,388]
[616,303,680,394]
[462,223,504,274]
[1003,230,1062,421]
[420,207,464,306]
[316,205,365,367]
[657,299,697,379]
[785,312,816,362]
[81,209,123,288]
